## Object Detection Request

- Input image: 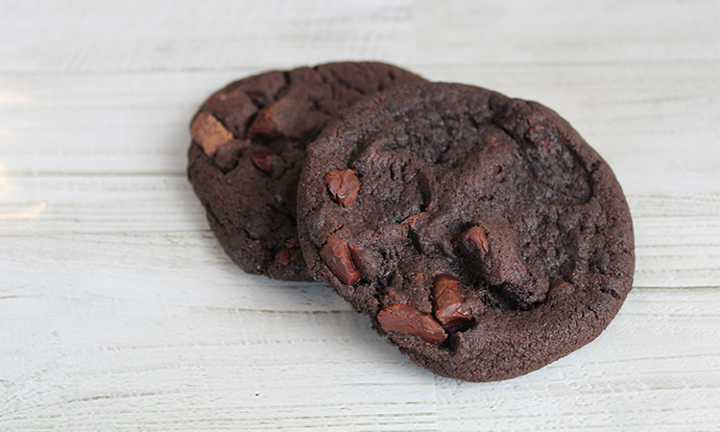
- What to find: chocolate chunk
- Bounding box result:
[275,248,291,265]
[463,225,490,255]
[190,112,233,156]
[348,244,381,279]
[248,98,331,140]
[325,169,360,205]
[431,275,472,328]
[247,101,283,139]
[319,236,360,285]
[203,91,258,138]
[251,152,285,177]
[377,303,447,344]
[348,244,365,271]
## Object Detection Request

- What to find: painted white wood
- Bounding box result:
[2,62,717,187]
[1,0,718,430]
[1,0,716,74]
[414,0,719,65]
[1,176,718,289]
[0,0,417,74]
[1,286,718,431]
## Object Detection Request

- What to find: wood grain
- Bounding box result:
[1,0,718,430]
[2,62,717,186]
[1,176,718,289]
[1,287,718,430]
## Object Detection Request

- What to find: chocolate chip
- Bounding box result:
[347,244,365,271]
[275,248,291,265]
[190,112,234,156]
[464,226,490,255]
[348,244,381,279]
[325,169,360,205]
[248,102,282,139]
[249,97,333,140]
[431,275,472,328]
[285,238,298,249]
[251,152,285,177]
[203,91,258,138]
[319,236,360,285]
[377,303,447,344]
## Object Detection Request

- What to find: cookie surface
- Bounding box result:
[187,62,425,281]
[297,82,635,381]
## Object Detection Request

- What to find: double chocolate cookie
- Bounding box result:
[296,82,635,381]
[187,62,425,281]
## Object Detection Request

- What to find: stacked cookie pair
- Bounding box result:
[187,62,634,382]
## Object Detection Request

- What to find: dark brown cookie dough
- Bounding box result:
[187,62,425,281]
[296,82,635,381]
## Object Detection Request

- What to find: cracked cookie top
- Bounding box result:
[187,62,425,281]
[296,82,635,381]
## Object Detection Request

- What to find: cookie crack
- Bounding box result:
[312,65,328,84]
[327,67,368,96]
[271,71,293,101]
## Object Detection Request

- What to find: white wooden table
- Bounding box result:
[1,1,719,430]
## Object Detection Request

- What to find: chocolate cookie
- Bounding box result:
[187,62,425,281]
[296,82,635,381]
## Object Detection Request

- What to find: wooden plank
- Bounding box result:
[1,62,717,195]
[435,288,720,432]
[0,0,416,74]
[1,286,717,430]
[0,297,439,431]
[1,0,716,74]
[1,0,718,429]
[2,175,719,288]
[0,71,241,177]
[415,0,719,65]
